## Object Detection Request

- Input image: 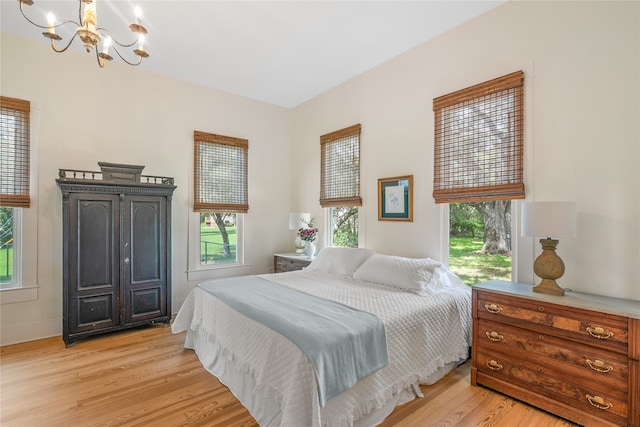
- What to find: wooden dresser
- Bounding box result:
[273,253,312,273]
[472,281,640,427]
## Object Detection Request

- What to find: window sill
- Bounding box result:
[0,286,38,304]
[187,264,252,282]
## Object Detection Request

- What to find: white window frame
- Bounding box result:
[326,206,364,248]
[0,208,21,289]
[0,213,38,306]
[0,206,39,304]
[327,207,337,247]
[186,211,249,282]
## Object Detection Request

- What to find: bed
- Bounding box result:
[172,247,472,427]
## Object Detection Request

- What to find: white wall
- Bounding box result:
[0,32,293,345]
[291,1,640,300]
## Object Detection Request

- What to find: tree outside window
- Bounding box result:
[330,207,358,247]
[449,202,511,286]
[200,212,237,264]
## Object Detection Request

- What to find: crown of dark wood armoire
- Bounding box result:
[56,163,176,346]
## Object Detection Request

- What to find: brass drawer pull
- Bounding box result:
[586,326,614,340]
[486,360,503,371]
[586,395,613,410]
[485,303,502,314]
[485,331,504,342]
[586,359,613,373]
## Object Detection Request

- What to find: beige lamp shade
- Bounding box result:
[289,213,311,230]
[522,202,577,239]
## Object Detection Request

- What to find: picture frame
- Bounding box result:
[378,175,413,221]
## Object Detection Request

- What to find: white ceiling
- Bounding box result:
[1,1,504,108]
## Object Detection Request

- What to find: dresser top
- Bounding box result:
[274,253,313,261]
[473,280,640,319]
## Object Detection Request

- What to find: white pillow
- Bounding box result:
[305,247,373,275]
[353,253,461,294]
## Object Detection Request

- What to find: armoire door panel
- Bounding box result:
[129,199,163,283]
[77,200,116,289]
[76,294,116,328]
[123,195,167,323]
[67,194,120,335]
[130,287,162,319]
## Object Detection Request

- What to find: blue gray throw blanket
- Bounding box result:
[197,276,389,406]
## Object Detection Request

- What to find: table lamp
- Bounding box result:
[522,202,577,296]
[289,212,311,254]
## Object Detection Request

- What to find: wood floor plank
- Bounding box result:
[1,325,578,426]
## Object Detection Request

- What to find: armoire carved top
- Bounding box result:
[56,162,176,195]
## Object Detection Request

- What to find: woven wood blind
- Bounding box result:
[0,96,31,208]
[193,130,248,213]
[433,71,524,203]
[320,124,362,207]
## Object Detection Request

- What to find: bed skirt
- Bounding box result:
[183,324,457,427]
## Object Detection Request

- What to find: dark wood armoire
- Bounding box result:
[56,163,176,346]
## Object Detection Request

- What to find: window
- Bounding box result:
[433,72,524,284]
[321,124,362,247]
[0,207,20,287]
[192,131,247,268]
[448,201,512,286]
[199,212,238,265]
[328,207,358,247]
[1,96,30,293]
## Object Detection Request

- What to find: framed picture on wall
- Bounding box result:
[378,175,413,221]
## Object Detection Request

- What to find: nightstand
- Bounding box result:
[273,253,312,273]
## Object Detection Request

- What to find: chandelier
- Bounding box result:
[18,0,149,68]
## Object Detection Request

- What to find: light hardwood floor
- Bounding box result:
[1,325,578,427]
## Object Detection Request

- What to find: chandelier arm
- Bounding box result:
[77,0,83,26]
[94,48,106,69]
[50,32,79,54]
[110,45,143,66]
[19,0,80,29]
[20,10,80,30]
[97,28,137,49]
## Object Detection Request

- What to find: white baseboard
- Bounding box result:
[1,318,62,347]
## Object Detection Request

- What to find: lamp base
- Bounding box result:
[532,238,566,296]
[533,279,565,296]
[294,236,305,255]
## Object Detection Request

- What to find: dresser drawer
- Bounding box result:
[476,318,629,388]
[274,255,311,273]
[475,347,629,425]
[477,291,629,354]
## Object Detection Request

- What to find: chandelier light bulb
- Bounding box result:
[102,36,111,54]
[47,12,55,34]
[134,6,142,24]
[138,33,145,51]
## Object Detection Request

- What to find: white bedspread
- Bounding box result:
[172,270,471,427]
